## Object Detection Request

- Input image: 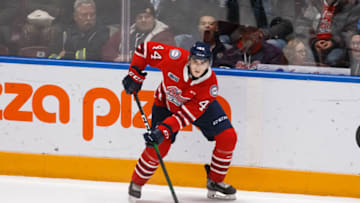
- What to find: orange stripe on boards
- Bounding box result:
[226,166,360,199]
[0,151,359,199]
[0,151,136,182]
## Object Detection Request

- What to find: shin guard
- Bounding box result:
[131,139,171,186]
[209,128,237,182]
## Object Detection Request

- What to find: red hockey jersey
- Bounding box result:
[130,41,219,133]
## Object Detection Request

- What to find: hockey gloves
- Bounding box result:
[143,124,173,147]
[122,65,147,94]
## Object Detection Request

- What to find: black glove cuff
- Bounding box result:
[159,122,174,138]
[131,65,147,77]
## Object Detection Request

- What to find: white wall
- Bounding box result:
[0,61,359,175]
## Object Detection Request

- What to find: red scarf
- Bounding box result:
[316,0,339,40]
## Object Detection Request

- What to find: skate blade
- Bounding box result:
[128,195,139,203]
[207,190,236,200]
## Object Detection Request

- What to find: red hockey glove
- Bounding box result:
[143,124,173,147]
[122,65,147,94]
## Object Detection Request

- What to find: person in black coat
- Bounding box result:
[49,0,109,61]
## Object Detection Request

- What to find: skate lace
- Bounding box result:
[217,182,231,188]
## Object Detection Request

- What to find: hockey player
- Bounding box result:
[122,41,238,200]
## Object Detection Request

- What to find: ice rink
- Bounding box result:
[0,175,358,203]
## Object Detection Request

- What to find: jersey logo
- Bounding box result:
[152,45,164,50]
[210,85,218,97]
[168,72,179,82]
[166,86,190,106]
[169,49,181,60]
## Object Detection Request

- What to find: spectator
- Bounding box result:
[349,32,360,75]
[283,38,315,66]
[156,0,236,36]
[19,9,59,49]
[16,0,67,50]
[24,0,64,21]
[49,0,109,61]
[214,25,288,69]
[309,0,360,67]
[310,0,342,67]
[102,0,175,62]
[228,1,295,49]
[265,17,294,49]
[174,2,292,68]
[176,15,219,50]
[175,14,238,68]
[60,0,122,27]
[175,1,241,66]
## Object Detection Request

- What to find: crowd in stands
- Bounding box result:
[1,0,360,75]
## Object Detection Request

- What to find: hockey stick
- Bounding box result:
[134,93,179,203]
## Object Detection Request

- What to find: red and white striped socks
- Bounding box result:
[131,139,172,186]
[208,128,237,182]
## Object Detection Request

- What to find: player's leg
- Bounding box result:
[129,104,175,199]
[193,99,238,200]
[129,139,172,198]
[206,128,237,200]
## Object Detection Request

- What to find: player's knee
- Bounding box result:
[145,138,172,159]
[215,128,237,151]
[158,139,172,157]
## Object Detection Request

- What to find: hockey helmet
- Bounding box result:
[189,41,212,64]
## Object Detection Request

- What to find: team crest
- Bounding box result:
[168,72,179,82]
[166,86,190,106]
[169,49,181,60]
[210,85,218,97]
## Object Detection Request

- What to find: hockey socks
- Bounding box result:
[206,128,237,200]
[131,139,171,186]
[129,149,160,200]
[208,128,237,182]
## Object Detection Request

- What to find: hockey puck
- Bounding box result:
[356,126,360,148]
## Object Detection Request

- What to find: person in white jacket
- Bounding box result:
[102,0,176,62]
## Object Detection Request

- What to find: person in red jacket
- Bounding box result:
[122,41,238,201]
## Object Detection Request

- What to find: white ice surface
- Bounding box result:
[0,175,358,203]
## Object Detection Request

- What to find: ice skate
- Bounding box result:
[128,181,142,202]
[205,164,237,200]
